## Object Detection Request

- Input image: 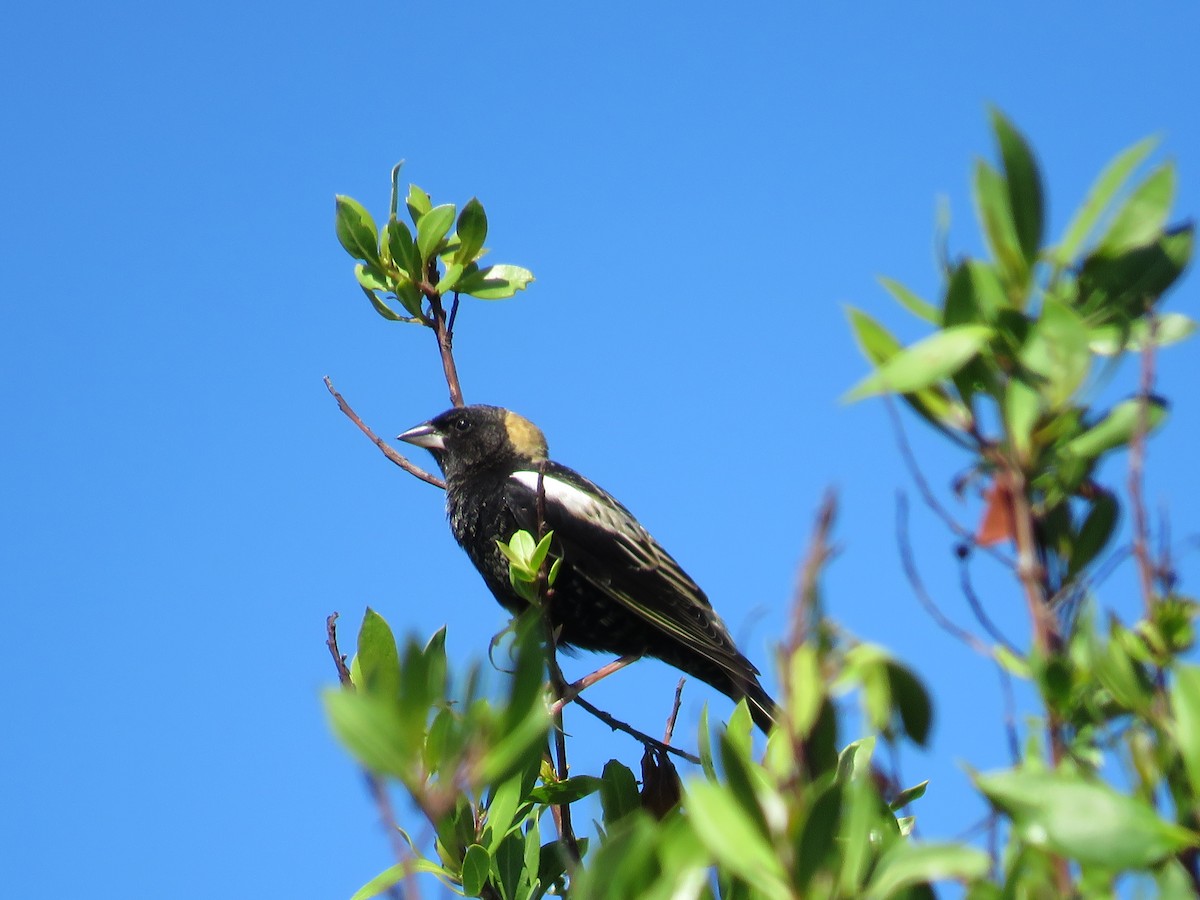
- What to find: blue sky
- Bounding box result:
[4,2,1199,896]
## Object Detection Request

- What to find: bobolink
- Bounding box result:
[398,405,776,732]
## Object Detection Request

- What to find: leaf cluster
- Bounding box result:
[845,111,1200,894]
[335,164,534,324]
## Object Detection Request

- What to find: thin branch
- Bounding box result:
[326,612,353,685]
[548,655,641,716]
[447,291,461,337]
[957,557,1020,657]
[664,678,686,746]
[998,463,1059,657]
[575,695,702,764]
[884,397,1012,568]
[324,376,445,489]
[425,262,465,408]
[896,494,991,657]
[785,490,837,653]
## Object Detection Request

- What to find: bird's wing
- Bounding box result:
[504,464,756,676]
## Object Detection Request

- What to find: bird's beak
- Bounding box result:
[397,422,445,450]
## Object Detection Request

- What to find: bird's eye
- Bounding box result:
[453,416,472,433]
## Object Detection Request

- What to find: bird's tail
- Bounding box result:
[738,676,778,735]
[712,664,777,734]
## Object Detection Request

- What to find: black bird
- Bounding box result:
[398,405,777,732]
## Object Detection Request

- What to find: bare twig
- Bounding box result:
[424,262,465,408]
[896,494,991,657]
[1001,465,1056,656]
[957,557,1020,656]
[548,655,641,716]
[326,612,353,685]
[664,678,685,746]
[785,490,838,653]
[447,291,461,337]
[884,397,1012,568]
[575,695,702,764]
[324,377,445,489]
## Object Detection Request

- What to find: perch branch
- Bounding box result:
[324,377,445,489]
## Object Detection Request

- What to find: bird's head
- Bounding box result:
[397,405,548,479]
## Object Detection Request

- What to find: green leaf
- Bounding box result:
[687,781,791,900]
[483,773,525,849]
[416,204,457,264]
[836,763,879,894]
[1067,491,1118,578]
[837,736,877,784]
[423,627,448,700]
[890,780,929,811]
[1062,396,1169,459]
[865,841,990,899]
[491,832,525,900]
[335,195,381,264]
[406,184,432,226]
[1055,136,1157,265]
[878,276,939,324]
[1156,859,1199,899]
[990,109,1044,266]
[600,760,641,824]
[528,775,603,805]
[356,608,401,699]
[726,700,754,757]
[529,531,554,574]
[974,769,1198,868]
[435,261,465,295]
[942,264,981,327]
[794,781,842,888]
[786,645,824,736]
[359,285,406,322]
[1171,664,1200,796]
[843,324,993,401]
[350,859,457,900]
[860,657,891,734]
[456,198,488,265]
[1019,298,1091,408]
[993,645,1031,679]
[944,261,1010,325]
[456,264,535,300]
[845,307,967,432]
[386,219,422,278]
[886,661,933,746]
[719,732,769,837]
[1004,378,1041,463]
[396,281,424,318]
[697,705,717,781]
[354,263,389,293]
[1098,163,1176,256]
[1091,623,1152,714]
[461,844,490,897]
[973,160,1026,283]
[1080,225,1194,321]
[322,689,414,778]
[1117,313,1198,353]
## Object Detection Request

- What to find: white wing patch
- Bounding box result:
[510,470,610,523]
